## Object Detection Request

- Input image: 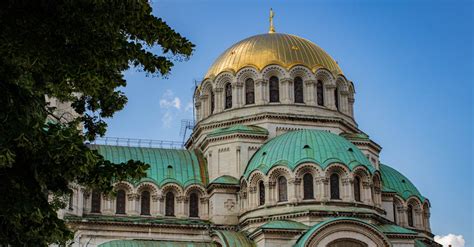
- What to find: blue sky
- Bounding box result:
[105,0,473,245]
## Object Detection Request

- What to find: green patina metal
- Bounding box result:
[294,217,385,247]
[259,220,309,230]
[375,224,417,235]
[208,124,268,137]
[414,240,429,247]
[98,240,216,247]
[212,230,256,247]
[210,175,239,185]
[339,132,370,141]
[92,145,208,187]
[65,214,211,226]
[243,130,375,178]
[380,164,425,202]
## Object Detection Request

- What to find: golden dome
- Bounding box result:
[205,33,343,79]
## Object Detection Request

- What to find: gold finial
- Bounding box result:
[269,8,275,33]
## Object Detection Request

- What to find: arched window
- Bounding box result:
[294,76,304,103]
[317,80,324,106]
[269,76,279,103]
[278,176,288,202]
[334,87,340,110]
[258,181,265,206]
[116,189,126,214]
[189,192,199,218]
[210,90,215,114]
[330,174,340,199]
[303,173,314,200]
[225,83,232,109]
[245,78,255,105]
[328,239,367,247]
[407,204,414,227]
[165,192,175,216]
[354,176,361,202]
[91,190,101,213]
[140,191,150,215]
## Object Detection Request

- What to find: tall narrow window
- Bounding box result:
[225,83,232,109]
[334,87,340,110]
[407,204,414,227]
[210,90,215,114]
[269,76,279,103]
[165,192,175,216]
[68,193,74,210]
[141,191,150,215]
[189,192,199,217]
[330,174,340,199]
[258,181,265,206]
[317,80,324,106]
[294,76,304,103]
[278,176,288,202]
[245,78,255,105]
[91,190,101,213]
[303,173,314,200]
[116,189,126,214]
[354,176,361,202]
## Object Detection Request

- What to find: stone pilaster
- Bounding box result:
[305,80,316,105]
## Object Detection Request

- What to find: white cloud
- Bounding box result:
[184,102,193,112]
[435,234,465,247]
[161,111,173,128]
[159,90,181,110]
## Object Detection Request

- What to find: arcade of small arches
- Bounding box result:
[194,65,355,122]
[82,182,209,219]
[238,162,431,232]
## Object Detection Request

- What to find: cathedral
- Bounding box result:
[64,14,440,247]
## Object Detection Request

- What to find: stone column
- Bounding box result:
[82,189,91,213]
[305,80,316,105]
[415,208,423,229]
[234,82,243,107]
[255,79,265,105]
[194,101,201,122]
[127,193,139,215]
[266,181,275,206]
[280,78,292,104]
[362,181,372,205]
[397,206,407,227]
[102,194,113,215]
[159,196,165,215]
[325,84,337,110]
[200,196,209,220]
[424,212,431,231]
[348,97,355,118]
[340,90,350,115]
[289,178,300,203]
[151,194,161,216]
[200,95,209,118]
[316,176,329,201]
[214,88,223,113]
[176,196,186,218]
[249,186,257,209]
[342,178,353,201]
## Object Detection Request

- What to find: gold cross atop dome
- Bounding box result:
[269,8,275,33]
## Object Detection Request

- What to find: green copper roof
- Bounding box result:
[210,175,239,185]
[92,145,208,187]
[212,231,255,247]
[259,220,309,230]
[294,217,385,247]
[340,132,370,141]
[380,164,425,202]
[375,224,417,235]
[209,124,268,137]
[243,130,375,178]
[98,240,216,247]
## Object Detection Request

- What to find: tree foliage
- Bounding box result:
[0,0,194,245]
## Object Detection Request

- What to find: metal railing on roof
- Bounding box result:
[90,137,184,149]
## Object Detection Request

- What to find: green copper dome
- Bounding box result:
[243,130,375,178]
[380,163,425,202]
